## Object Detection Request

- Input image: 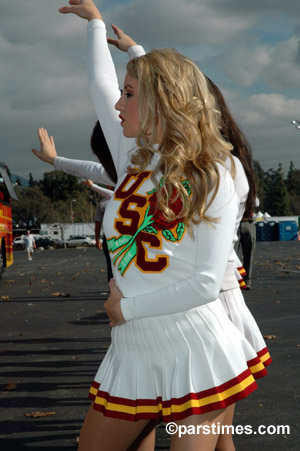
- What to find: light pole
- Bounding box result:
[71,199,76,235]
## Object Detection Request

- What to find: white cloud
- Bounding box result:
[215,43,271,87]
[264,37,300,89]
[1,0,300,179]
[207,86,300,172]
[249,93,300,119]
[212,0,300,18]
[215,36,300,89]
[105,0,255,48]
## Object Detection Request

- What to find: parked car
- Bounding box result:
[35,237,54,249]
[13,237,25,250]
[65,236,96,248]
[52,238,65,249]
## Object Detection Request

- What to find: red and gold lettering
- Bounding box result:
[108,171,172,275]
[115,172,151,199]
[135,231,168,272]
[115,195,147,235]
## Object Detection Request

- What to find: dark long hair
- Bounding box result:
[206,77,256,218]
[90,121,118,185]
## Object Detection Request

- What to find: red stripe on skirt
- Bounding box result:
[88,368,258,422]
[257,347,272,368]
[89,379,257,422]
[90,368,253,408]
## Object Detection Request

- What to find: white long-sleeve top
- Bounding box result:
[113,165,239,320]
[54,154,238,320]
[54,157,113,186]
[86,20,250,294]
[53,154,246,294]
[86,20,240,318]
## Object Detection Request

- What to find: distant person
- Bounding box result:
[95,199,112,281]
[236,197,259,289]
[24,230,36,261]
[82,178,114,281]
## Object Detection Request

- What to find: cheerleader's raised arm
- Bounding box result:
[86,19,124,174]
[86,20,145,174]
[32,127,113,187]
[59,1,146,174]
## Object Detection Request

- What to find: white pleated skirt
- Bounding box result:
[89,298,267,422]
[219,288,272,372]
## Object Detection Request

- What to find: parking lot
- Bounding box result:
[13,235,96,251]
[0,242,300,450]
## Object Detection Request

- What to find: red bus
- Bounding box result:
[0,162,18,278]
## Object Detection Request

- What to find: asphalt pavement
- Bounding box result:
[0,242,299,450]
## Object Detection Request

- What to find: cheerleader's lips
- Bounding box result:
[119,115,125,126]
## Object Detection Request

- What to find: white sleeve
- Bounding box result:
[127,45,146,59]
[87,20,137,175]
[90,184,114,199]
[121,169,239,320]
[54,157,113,186]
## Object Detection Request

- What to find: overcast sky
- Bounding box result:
[1,0,300,180]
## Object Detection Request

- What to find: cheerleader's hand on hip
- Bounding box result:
[59,0,103,21]
[104,279,126,327]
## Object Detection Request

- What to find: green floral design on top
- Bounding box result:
[107,178,192,275]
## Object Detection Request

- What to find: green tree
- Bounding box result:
[51,193,96,224]
[28,172,37,188]
[264,164,289,216]
[285,161,300,214]
[286,161,300,196]
[39,170,86,202]
[12,186,56,228]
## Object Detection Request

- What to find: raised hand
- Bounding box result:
[32,128,57,165]
[107,24,137,52]
[58,0,103,21]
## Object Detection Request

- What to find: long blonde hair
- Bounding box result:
[126,48,233,225]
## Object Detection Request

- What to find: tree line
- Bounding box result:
[10,160,300,229]
[11,171,101,229]
[254,160,300,216]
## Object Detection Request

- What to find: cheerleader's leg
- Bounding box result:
[170,408,226,451]
[78,404,153,451]
[127,421,158,451]
[215,404,236,451]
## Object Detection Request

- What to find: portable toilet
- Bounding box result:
[266,221,279,241]
[256,221,267,241]
[278,221,298,241]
